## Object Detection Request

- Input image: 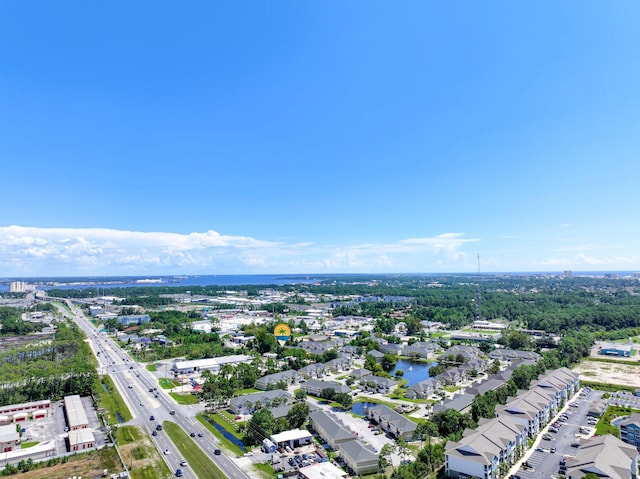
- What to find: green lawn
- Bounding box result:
[164,421,228,479]
[96,375,133,424]
[253,462,276,479]
[159,378,180,389]
[595,405,639,437]
[20,441,39,448]
[169,392,200,405]
[146,364,157,372]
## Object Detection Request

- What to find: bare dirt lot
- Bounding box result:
[572,359,640,388]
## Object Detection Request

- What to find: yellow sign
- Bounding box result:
[274,323,291,346]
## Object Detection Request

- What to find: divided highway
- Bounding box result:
[59,299,250,479]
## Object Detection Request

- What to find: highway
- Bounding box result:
[57,299,251,479]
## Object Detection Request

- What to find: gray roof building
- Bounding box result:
[565,434,638,479]
[338,439,380,476]
[366,404,417,440]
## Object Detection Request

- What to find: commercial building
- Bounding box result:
[68,428,96,451]
[0,400,51,422]
[63,395,89,431]
[172,355,253,375]
[269,429,313,449]
[0,424,19,452]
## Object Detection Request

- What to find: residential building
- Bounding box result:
[309,410,356,450]
[301,380,351,397]
[361,376,397,394]
[298,363,327,379]
[445,416,528,479]
[350,368,373,381]
[367,350,385,362]
[565,434,638,479]
[618,413,640,450]
[255,370,301,390]
[406,377,442,400]
[366,404,417,440]
[228,390,292,415]
[338,439,380,475]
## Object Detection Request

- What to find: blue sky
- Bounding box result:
[1,1,640,276]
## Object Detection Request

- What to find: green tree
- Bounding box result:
[381,354,397,372]
[286,402,310,429]
[243,408,276,446]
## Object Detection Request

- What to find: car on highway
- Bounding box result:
[149,415,154,421]
[190,432,196,437]
[156,424,163,431]
[197,432,203,437]
[152,430,158,436]
[175,469,183,477]
[164,449,170,455]
[180,460,188,467]
[214,449,221,455]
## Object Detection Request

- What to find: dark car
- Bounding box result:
[175,469,183,477]
[197,432,204,437]
[156,424,163,431]
[214,449,221,455]
[152,430,158,436]
[190,432,196,437]
[149,415,155,421]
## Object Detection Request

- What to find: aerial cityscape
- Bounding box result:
[2,2,640,479]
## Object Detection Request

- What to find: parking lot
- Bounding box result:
[513,387,602,479]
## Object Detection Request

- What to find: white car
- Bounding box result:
[164,449,170,455]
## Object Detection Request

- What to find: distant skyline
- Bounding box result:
[1,2,640,276]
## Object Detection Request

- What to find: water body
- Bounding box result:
[391,359,437,386]
[203,416,245,450]
[0,274,325,292]
[351,401,380,416]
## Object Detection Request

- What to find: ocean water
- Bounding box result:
[0,274,326,292]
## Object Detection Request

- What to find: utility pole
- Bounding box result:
[475,253,482,322]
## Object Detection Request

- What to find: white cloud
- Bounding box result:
[0,225,479,276]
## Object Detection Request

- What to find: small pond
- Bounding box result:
[351,401,380,416]
[391,359,437,386]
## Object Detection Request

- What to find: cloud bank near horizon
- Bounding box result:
[0,225,481,276]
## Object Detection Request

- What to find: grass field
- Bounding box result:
[96,375,133,424]
[116,426,173,479]
[164,421,228,479]
[159,378,181,389]
[169,392,200,405]
[13,447,123,479]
